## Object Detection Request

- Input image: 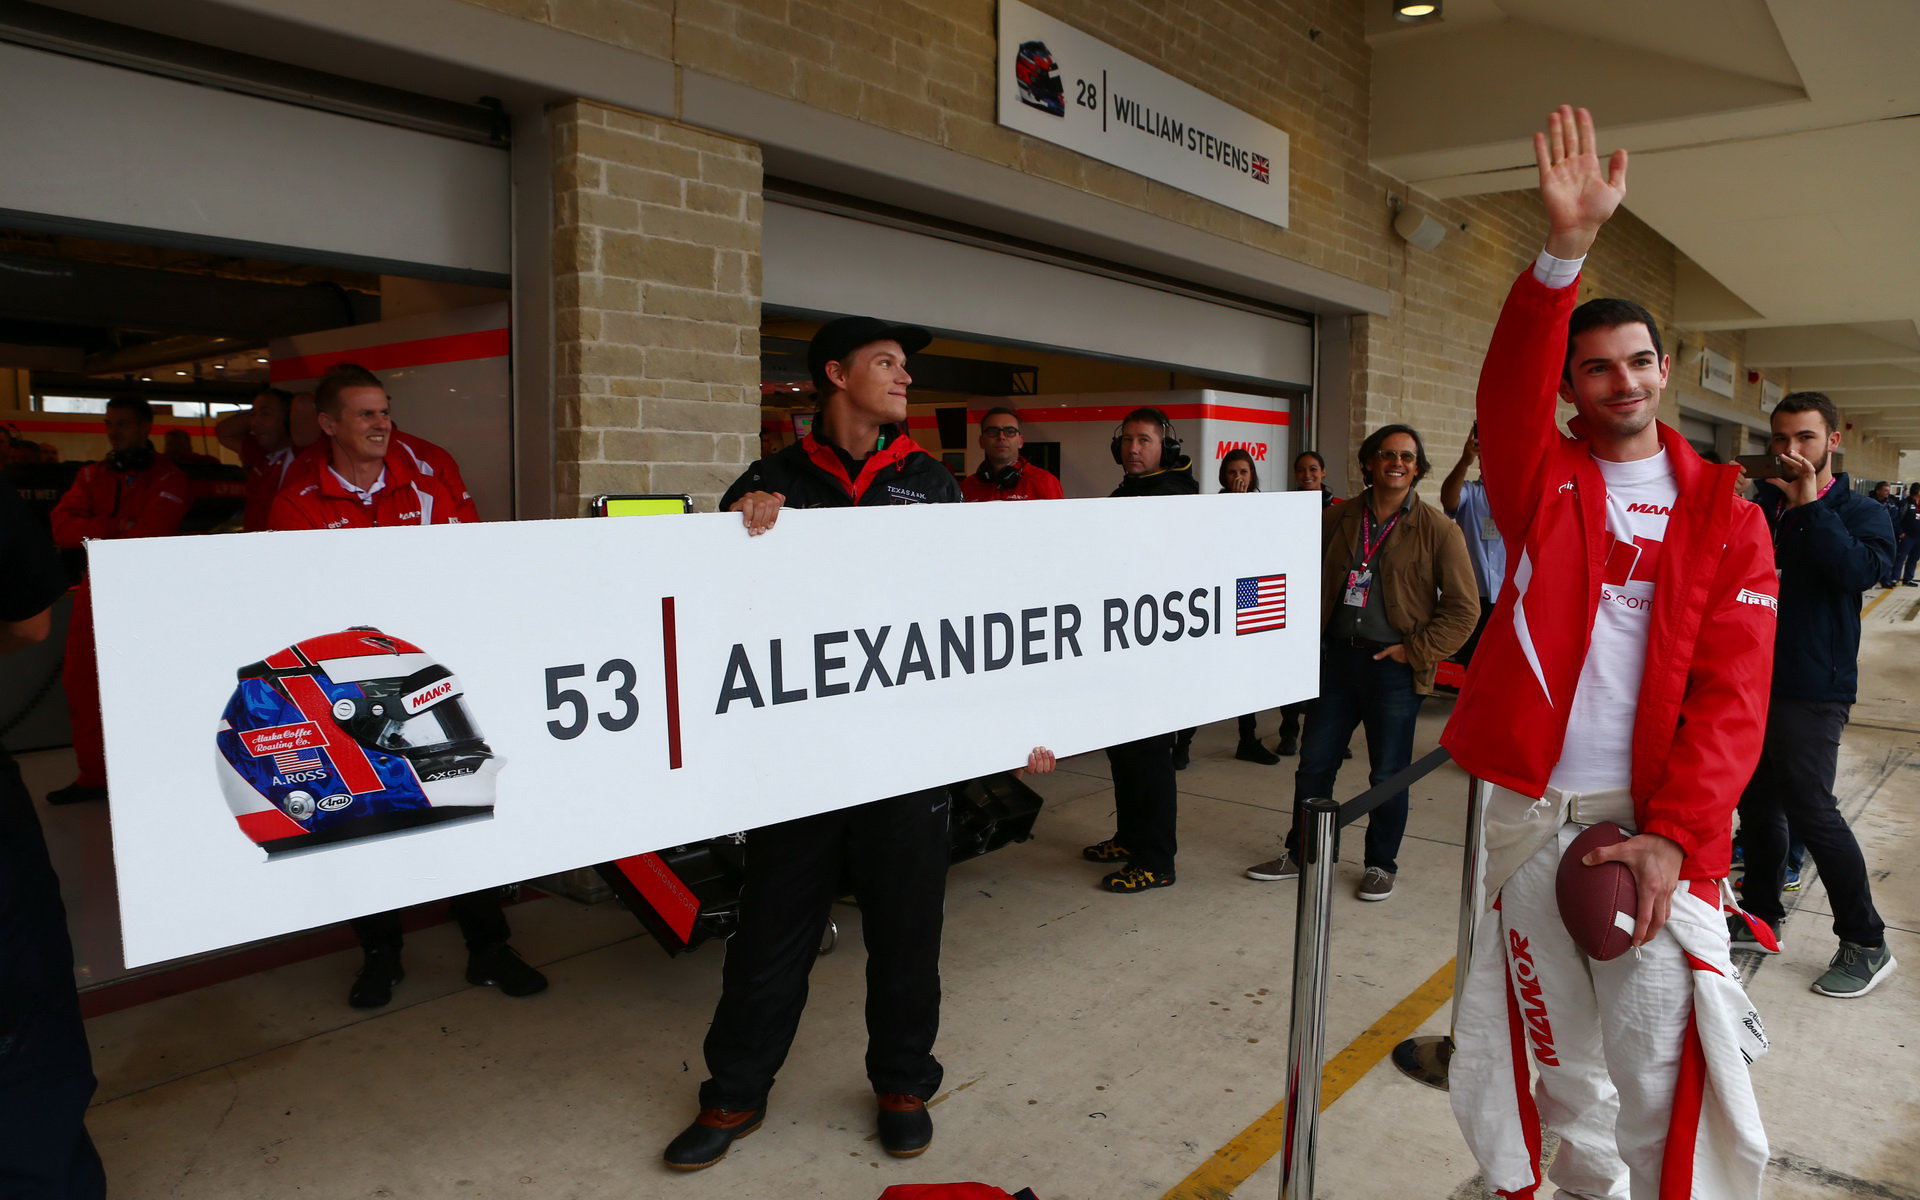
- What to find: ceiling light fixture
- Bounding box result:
[255,357,269,364]
[1394,0,1441,21]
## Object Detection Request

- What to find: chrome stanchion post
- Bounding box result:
[1280,797,1339,1200]
[1392,774,1490,1089]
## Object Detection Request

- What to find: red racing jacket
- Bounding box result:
[268,448,466,531]
[289,428,479,523]
[50,453,192,549]
[1440,268,1778,880]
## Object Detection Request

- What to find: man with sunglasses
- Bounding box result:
[959,407,1063,501]
[1244,424,1477,900]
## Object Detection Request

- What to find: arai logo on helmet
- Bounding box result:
[404,676,461,713]
[317,794,353,812]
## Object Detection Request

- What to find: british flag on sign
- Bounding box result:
[1236,574,1286,634]
[1251,152,1271,184]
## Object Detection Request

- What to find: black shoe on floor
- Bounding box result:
[663,1106,766,1170]
[348,948,404,1009]
[1235,738,1281,765]
[466,944,549,997]
[1276,733,1298,757]
[45,782,109,805]
[876,1094,933,1157]
[1101,865,1175,893]
[1082,837,1131,863]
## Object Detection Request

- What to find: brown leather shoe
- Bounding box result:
[662,1106,765,1170]
[875,1093,932,1157]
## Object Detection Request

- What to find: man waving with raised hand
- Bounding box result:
[1442,107,1779,1200]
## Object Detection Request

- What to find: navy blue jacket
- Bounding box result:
[1752,473,1895,703]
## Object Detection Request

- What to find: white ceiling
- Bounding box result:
[1366,0,1920,451]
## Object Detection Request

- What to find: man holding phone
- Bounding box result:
[1735,391,1896,996]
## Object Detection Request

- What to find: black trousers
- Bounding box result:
[0,759,106,1200]
[700,788,950,1110]
[1737,696,1886,946]
[1104,733,1178,875]
[352,889,512,954]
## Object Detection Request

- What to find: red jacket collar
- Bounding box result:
[800,429,925,502]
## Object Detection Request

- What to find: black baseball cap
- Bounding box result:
[807,316,932,390]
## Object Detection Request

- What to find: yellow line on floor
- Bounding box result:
[1161,957,1457,1200]
[1861,587,1894,619]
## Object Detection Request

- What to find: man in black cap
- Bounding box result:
[664,316,1053,1171]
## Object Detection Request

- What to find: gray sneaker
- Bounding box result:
[1357,867,1395,901]
[1245,853,1300,881]
[1811,941,1896,998]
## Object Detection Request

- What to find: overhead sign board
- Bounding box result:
[91,494,1320,966]
[1701,347,1737,398]
[997,0,1290,228]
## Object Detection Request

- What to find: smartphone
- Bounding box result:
[1734,454,1786,480]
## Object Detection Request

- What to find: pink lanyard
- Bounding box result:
[1359,505,1403,570]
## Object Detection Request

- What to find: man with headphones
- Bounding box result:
[1083,406,1199,892]
[958,406,1064,502]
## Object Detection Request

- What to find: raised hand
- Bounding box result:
[1535,105,1628,260]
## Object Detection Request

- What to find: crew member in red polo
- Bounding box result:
[269,363,544,1008]
[46,396,191,805]
[277,362,480,524]
[216,386,305,531]
[958,406,1064,501]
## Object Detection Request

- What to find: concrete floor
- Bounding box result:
[24,586,1920,1199]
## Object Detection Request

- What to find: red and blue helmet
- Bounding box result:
[215,627,501,858]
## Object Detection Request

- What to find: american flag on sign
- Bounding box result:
[272,748,325,773]
[1236,574,1286,634]
[1251,152,1271,184]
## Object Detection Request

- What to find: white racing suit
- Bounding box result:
[1451,787,1772,1199]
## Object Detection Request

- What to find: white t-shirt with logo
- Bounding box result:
[1547,449,1678,794]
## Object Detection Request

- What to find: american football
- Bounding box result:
[1556,821,1638,961]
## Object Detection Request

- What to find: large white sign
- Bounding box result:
[997,0,1289,228]
[1700,347,1737,398]
[91,494,1320,966]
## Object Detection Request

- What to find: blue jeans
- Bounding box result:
[1286,641,1425,874]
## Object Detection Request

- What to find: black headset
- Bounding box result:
[975,460,1026,490]
[105,443,156,473]
[1110,408,1183,467]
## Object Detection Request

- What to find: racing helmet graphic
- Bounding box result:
[1015,40,1065,117]
[216,627,501,858]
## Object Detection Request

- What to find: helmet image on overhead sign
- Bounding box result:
[215,626,501,858]
[1015,40,1065,117]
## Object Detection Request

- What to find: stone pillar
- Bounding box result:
[549,99,763,517]
[539,100,762,902]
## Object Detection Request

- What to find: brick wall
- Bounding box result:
[550,100,764,515]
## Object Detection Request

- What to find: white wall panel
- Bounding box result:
[765,203,1312,387]
[0,42,508,277]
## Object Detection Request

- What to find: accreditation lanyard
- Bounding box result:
[1342,505,1403,608]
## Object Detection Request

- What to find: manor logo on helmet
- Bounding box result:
[404,676,460,713]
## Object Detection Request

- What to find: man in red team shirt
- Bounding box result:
[216,386,306,531]
[958,407,1064,502]
[267,363,541,1007]
[46,396,191,805]
[270,365,476,531]
[1443,107,1778,1200]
